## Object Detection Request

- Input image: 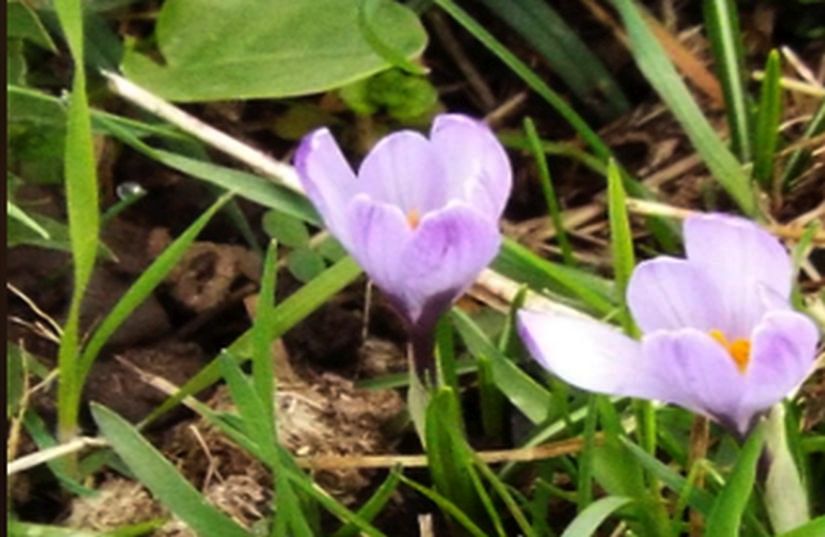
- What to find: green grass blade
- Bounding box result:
[54,0,102,443]
[494,238,616,316]
[425,387,483,524]
[620,437,714,515]
[78,193,232,383]
[332,469,402,537]
[451,308,551,424]
[703,0,752,162]
[7,200,50,239]
[606,159,637,335]
[433,0,612,160]
[781,99,825,186]
[218,353,275,455]
[397,474,488,537]
[612,0,757,216]
[705,424,766,536]
[560,496,633,537]
[91,404,252,537]
[524,117,575,266]
[141,256,362,426]
[473,457,537,537]
[97,116,318,224]
[753,50,784,188]
[253,240,279,423]
[477,0,629,119]
[577,396,599,513]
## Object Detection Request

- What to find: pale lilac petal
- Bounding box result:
[430,114,512,218]
[398,202,500,325]
[295,128,359,244]
[684,214,792,338]
[627,257,726,333]
[347,194,413,300]
[357,131,449,214]
[642,329,746,431]
[736,310,819,433]
[517,310,666,399]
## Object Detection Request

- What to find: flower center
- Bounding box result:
[709,329,751,373]
[406,208,421,229]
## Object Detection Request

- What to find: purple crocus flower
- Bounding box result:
[295,114,512,371]
[518,214,820,436]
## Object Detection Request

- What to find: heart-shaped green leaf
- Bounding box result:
[121,0,427,102]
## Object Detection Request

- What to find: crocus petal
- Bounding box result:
[347,194,413,300]
[430,114,512,218]
[295,128,359,244]
[736,310,819,433]
[684,214,792,338]
[358,131,448,214]
[627,257,726,333]
[517,310,668,399]
[398,202,500,326]
[642,328,746,431]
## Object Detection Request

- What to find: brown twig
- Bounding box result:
[625,198,825,244]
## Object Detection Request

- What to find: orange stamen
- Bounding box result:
[406,209,421,229]
[709,329,751,373]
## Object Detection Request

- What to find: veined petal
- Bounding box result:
[736,310,819,433]
[347,194,414,307]
[358,131,449,214]
[517,310,666,399]
[430,114,512,218]
[684,214,792,338]
[642,328,746,431]
[398,202,500,325]
[627,257,726,333]
[295,128,359,244]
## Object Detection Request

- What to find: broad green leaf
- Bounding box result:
[478,0,629,120]
[287,247,327,283]
[612,0,757,216]
[262,210,311,248]
[703,0,751,161]
[92,404,251,537]
[8,39,27,84]
[560,496,634,537]
[121,0,427,101]
[8,0,57,51]
[753,50,783,188]
[706,424,766,536]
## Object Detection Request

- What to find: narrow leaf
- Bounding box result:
[706,424,766,536]
[92,404,251,537]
